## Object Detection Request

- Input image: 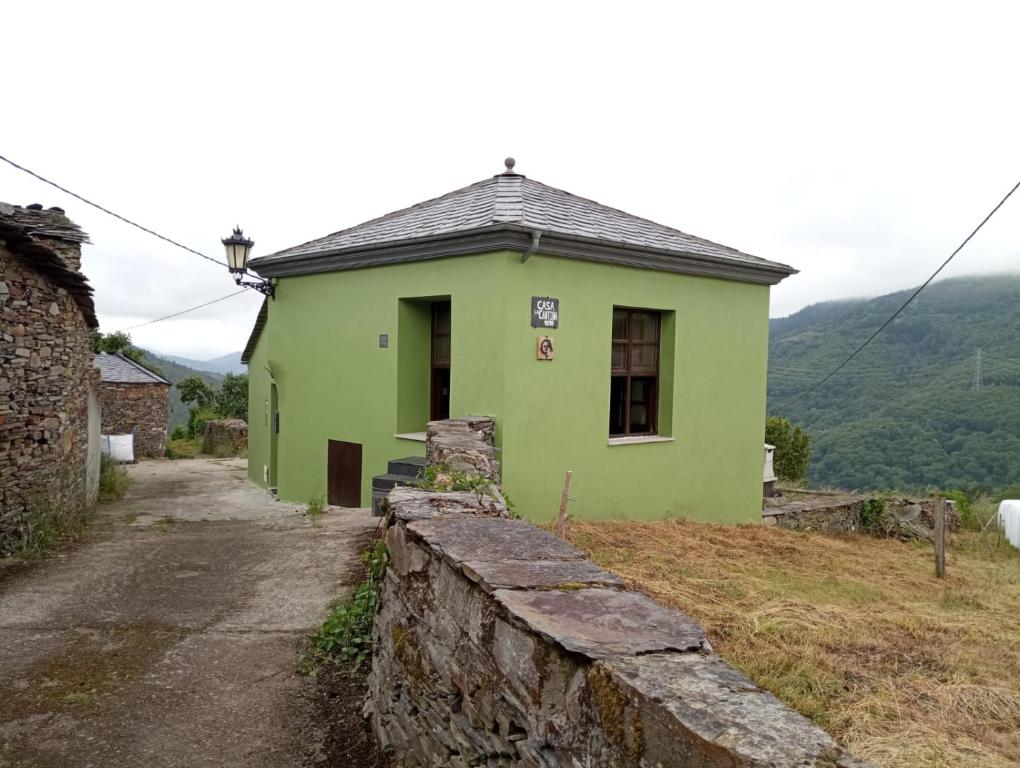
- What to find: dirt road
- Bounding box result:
[0,458,377,767]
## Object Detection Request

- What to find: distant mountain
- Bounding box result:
[158,351,246,375]
[140,352,224,428]
[768,274,1020,492]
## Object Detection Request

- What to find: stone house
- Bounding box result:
[94,353,171,457]
[0,203,101,547]
[242,160,796,522]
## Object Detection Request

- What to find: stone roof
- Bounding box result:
[0,202,97,327]
[94,352,170,385]
[250,161,796,285]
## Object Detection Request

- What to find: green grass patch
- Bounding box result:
[165,437,202,459]
[306,495,325,526]
[301,539,388,675]
[98,455,132,503]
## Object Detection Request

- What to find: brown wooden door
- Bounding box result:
[327,440,362,507]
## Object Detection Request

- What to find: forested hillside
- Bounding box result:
[768,274,1020,491]
[140,352,224,428]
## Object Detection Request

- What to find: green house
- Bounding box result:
[242,159,795,522]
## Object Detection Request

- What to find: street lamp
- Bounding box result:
[222,227,275,298]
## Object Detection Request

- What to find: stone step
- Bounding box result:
[387,455,427,478]
[371,472,420,517]
[372,473,418,493]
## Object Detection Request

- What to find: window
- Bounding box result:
[610,308,660,436]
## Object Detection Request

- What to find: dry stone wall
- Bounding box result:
[97,382,170,458]
[426,417,499,481]
[201,418,248,457]
[0,240,99,547]
[367,420,869,767]
[764,490,959,540]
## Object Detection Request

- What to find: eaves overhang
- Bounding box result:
[248,224,797,286]
[240,298,268,365]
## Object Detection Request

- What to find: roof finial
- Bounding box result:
[503,157,516,174]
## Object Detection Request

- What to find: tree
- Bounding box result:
[765,415,811,484]
[176,375,215,409]
[93,331,163,375]
[215,373,249,420]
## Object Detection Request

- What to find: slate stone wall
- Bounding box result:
[764,492,959,539]
[0,243,99,546]
[426,416,499,481]
[97,382,170,458]
[368,423,867,766]
[201,418,248,457]
[368,486,869,767]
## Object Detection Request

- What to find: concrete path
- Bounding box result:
[0,458,377,767]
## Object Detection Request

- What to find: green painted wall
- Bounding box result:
[246,249,770,522]
[246,328,271,489]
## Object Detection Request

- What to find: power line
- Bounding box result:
[115,290,248,332]
[784,177,1020,404]
[0,153,224,269]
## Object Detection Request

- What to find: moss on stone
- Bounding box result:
[587,665,643,762]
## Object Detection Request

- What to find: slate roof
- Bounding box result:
[0,202,98,327]
[94,352,171,385]
[250,162,796,285]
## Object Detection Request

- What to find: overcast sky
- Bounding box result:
[3,1,1019,359]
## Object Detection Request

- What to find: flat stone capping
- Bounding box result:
[368,486,870,767]
[496,588,707,659]
[607,434,675,446]
[394,431,427,442]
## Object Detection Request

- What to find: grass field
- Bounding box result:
[569,516,1020,768]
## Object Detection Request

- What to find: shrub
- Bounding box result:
[98,455,132,503]
[860,497,885,532]
[934,489,975,528]
[416,463,497,502]
[303,539,388,674]
[169,424,188,441]
[187,406,218,439]
[165,437,202,459]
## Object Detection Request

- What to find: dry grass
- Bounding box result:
[569,516,1020,768]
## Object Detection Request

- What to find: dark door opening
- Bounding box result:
[327,440,362,507]
[430,301,451,421]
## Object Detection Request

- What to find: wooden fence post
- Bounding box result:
[934,497,946,578]
[556,471,573,539]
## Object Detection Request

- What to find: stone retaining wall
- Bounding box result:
[764,491,959,539]
[201,418,248,457]
[367,487,868,766]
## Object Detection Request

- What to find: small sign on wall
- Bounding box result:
[532,296,559,328]
[536,336,555,360]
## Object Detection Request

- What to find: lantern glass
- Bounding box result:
[222,228,253,274]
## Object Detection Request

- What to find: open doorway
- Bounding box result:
[430,301,451,421]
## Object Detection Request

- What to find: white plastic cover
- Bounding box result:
[101,434,135,463]
[998,500,1020,549]
[763,444,777,483]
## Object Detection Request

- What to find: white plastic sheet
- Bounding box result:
[101,434,134,463]
[998,500,1020,549]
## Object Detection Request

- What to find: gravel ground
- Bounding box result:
[0,458,378,768]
